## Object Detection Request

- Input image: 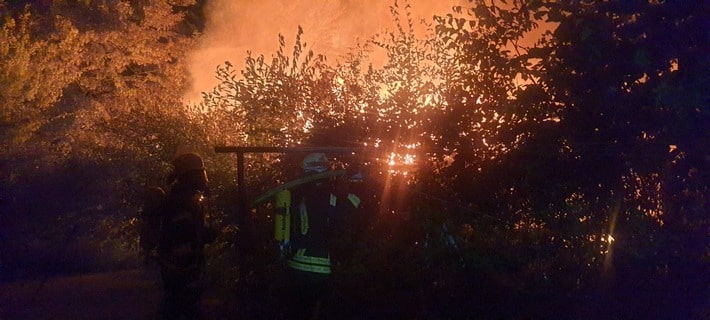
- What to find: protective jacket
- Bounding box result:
[158,185,209,273]
[286,182,361,274]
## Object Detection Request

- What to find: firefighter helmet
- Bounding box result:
[172,152,205,176]
[302,153,328,173]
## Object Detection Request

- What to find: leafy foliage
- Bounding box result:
[1,0,203,280]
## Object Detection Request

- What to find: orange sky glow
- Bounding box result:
[185,0,470,103]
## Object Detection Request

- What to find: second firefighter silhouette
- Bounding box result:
[158,152,217,319]
[275,152,362,320]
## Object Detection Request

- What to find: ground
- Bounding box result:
[0,268,226,320]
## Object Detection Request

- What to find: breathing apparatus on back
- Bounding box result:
[274,189,291,255]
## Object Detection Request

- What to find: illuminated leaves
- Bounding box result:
[199,26,330,147]
[0,1,216,283]
[0,11,86,145]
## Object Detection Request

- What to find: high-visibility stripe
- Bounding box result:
[299,202,309,235]
[330,194,337,206]
[287,260,332,274]
[289,249,332,274]
[293,249,331,265]
[330,193,361,208]
[347,193,361,208]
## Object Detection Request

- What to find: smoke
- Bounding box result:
[185,0,467,103]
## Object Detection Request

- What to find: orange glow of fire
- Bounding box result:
[185,0,471,104]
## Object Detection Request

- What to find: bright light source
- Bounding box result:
[404,153,415,165]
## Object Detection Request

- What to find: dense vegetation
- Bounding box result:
[1,0,707,318]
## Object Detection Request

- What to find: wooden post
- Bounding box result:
[236,150,246,221]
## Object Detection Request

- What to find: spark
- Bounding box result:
[603,202,620,273]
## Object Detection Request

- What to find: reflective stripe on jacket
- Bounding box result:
[288,248,332,274]
[287,191,360,274]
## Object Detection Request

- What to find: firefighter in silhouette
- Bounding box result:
[158,152,216,319]
[275,153,362,320]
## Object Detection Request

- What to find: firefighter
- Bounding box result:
[158,152,216,319]
[278,153,362,320]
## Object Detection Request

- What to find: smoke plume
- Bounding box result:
[185,0,467,103]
